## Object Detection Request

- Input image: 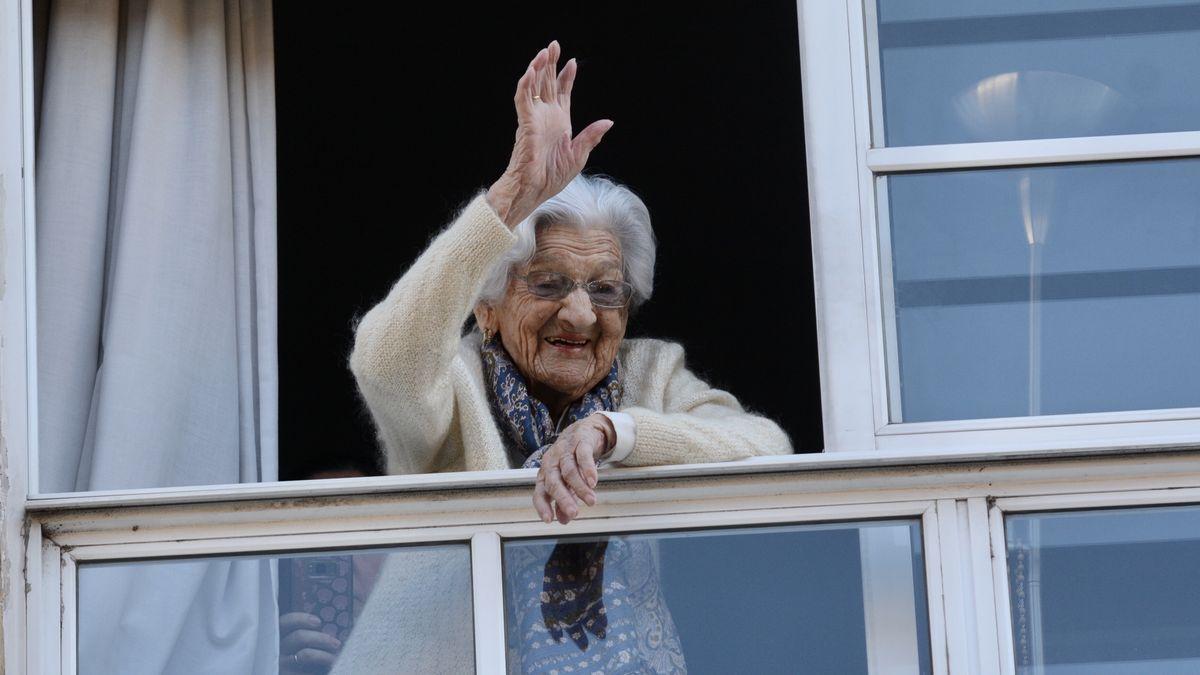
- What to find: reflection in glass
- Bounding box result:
[885,158,1200,423]
[503,521,931,674]
[1007,506,1200,674]
[77,544,473,675]
[875,1,1200,145]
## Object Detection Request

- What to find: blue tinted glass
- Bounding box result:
[503,521,930,674]
[77,544,473,674]
[876,1,1200,145]
[886,158,1200,422]
[1007,505,1200,673]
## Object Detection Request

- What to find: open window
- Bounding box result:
[4,1,1200,673]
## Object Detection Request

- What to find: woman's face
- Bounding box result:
[492,222,628,406]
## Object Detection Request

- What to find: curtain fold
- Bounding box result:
[35,0,278,672]
[36,0,277,493]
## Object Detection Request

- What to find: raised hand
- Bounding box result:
[487,40,614,228]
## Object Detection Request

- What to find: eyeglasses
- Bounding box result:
[516,271,634,309]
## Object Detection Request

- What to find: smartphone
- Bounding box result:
[279,555,355,642]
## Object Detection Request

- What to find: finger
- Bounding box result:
[514,64,536,115]
[545,466,579,522]
[557,58,577,112]
[574,436,600,491]
[281,629,342,656]
[559,442,595,506]
[295,647,337,672]
[528,47,548,103]
[571,119,614,165]
[537,44,556,103]
[555,498,572,525]
[533,479,554,524]
[527,45,545,71]
[280,612,322,634]
[547,40,561,101]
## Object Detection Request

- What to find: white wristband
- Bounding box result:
[596,411,636,465]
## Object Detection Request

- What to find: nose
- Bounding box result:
[557,287,597,332]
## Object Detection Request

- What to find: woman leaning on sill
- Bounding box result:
[329,40,791,674]
[350,39,791,524]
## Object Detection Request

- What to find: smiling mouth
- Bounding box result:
[545,336,589,349]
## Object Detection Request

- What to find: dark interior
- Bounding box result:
[274,2,822,480]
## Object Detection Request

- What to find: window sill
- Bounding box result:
[26,441,1200,512]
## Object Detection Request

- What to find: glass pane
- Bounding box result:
[1007,505,1200,673]
[77,544,473,675]
[875,1,1200,145]
[885,158,1200,423]
[503,520,931,674]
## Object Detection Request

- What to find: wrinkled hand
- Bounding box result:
[533,414,615,524]
[278,612,341,674]
[487,40,614,228]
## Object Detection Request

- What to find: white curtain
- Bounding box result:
[36,0,277,492]
[36,0,278,672]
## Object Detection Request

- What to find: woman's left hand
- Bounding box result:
[533,414,615,524]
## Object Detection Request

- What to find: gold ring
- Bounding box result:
[532,95,541,102]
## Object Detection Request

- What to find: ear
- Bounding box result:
[473,302,497,334]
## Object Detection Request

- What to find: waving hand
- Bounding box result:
[487,41,613,228]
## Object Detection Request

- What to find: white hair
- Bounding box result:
[478,174,656,310]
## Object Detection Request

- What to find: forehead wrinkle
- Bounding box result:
[528,227,623,275]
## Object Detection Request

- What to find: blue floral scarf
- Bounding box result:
[480,336,622,467]
[481,337,686,674]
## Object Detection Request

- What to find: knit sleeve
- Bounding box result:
[348,193,516,474]
[618,342,793,467]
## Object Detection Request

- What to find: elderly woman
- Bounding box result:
[333,41,790,674]
[350,41,790,524]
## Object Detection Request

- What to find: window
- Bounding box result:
[502,520,931,672]
[993,491,1200,674]
[77,545,475,672]
[803,0,1200,452]
[28,0,817,497]
[271,1,821,482]
[1004,506,1200,672]
[885,159,1200,423]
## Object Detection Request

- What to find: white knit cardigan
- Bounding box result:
[349,192,793,476]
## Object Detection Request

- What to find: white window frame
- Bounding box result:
[800,0,1200,453]
[1,0,37,671]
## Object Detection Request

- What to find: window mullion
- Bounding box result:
[798,0,880,451]
[934,499,971,673]
[867,130,1200,173]
[933,498,1008,675]
[920,505,950,675]
[26,524,64,675]
[965,498,1002,674]
[989,502,1017,675]
[59,553,77,675]
[470,532,507,674]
